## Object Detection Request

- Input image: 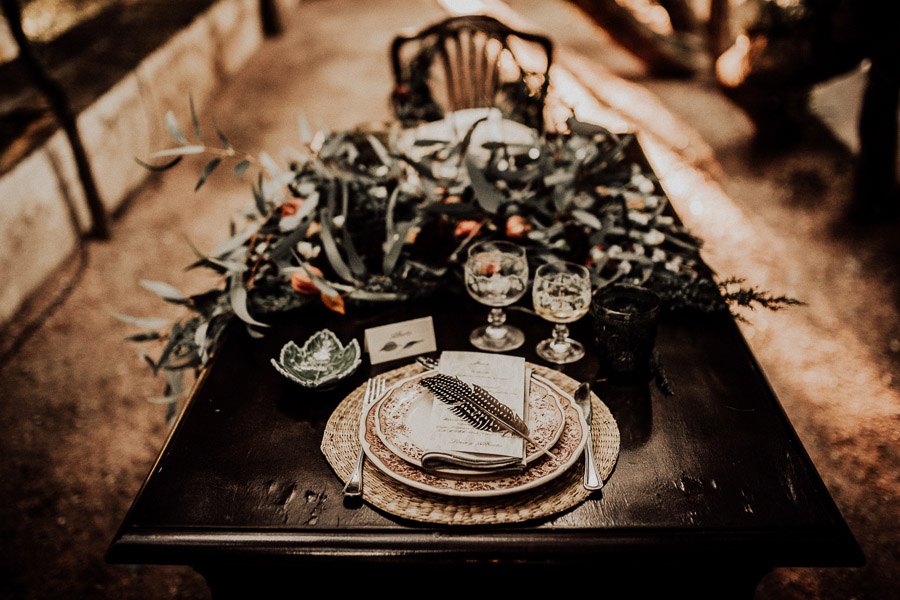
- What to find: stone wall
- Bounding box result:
[0,0,269,326]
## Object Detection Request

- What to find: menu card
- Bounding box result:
[423,351,528,470]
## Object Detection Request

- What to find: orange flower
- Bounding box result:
[280,199,303,217]
[320,291,346,315]
[306,221,322,238]
[505,215,531,238]
[454,219,481,238]
[290,265,323,295]
[443,195,462,204]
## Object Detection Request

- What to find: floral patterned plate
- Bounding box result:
[359,373,587,498]
[374,370,565,476]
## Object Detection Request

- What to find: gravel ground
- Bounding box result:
[0,0,896,598]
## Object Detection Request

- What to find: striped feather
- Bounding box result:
[419,374,556,460]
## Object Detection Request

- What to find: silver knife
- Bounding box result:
[574,382,603,491]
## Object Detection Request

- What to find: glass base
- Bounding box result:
[469,325,525,352]
[536,337,585,364]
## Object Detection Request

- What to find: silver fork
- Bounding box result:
[342,375,386,499]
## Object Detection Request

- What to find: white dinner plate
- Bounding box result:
[374,370,565,475]
[359,370,588,498]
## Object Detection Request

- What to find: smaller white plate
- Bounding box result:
[397,107,538,169]
[374,370,565,475]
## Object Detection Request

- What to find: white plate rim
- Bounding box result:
[359,370,588,498]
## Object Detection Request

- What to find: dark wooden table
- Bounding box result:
[107,292,862,597]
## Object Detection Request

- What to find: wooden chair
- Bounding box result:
[389,15,553,131]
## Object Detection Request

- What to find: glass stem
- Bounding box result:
[486,308,508,339]
[551,323,570,352]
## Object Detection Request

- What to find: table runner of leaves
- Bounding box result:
[120,105,799,414]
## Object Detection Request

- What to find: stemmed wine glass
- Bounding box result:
[532,261,592,364]
[464,241,529,352]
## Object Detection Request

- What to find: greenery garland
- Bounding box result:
[120,104,799,416]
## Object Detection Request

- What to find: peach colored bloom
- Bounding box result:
[290,265,323,295]
[306,221,322,238]
[505,215,531,238]
[280,199,303,217]
[320,292,346,315]
[454,219,481,238]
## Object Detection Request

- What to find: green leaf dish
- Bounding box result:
[271,329,361,389]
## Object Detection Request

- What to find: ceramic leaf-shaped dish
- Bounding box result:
[271,329,361,388]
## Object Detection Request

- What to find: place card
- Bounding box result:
[364,316,437,365]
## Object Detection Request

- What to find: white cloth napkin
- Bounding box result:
[422,351,529,473]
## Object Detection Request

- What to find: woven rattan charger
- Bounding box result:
[321,362,619,525]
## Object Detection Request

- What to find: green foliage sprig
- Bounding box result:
[119,101,800,417]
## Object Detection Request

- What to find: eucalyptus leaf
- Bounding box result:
[211,225,258,258]
[252,173,266,215]
[228,277,269,328]
[278,212,304,233]
[392,153,435,179]
[165,399,177,424]
[150,146,205,158]
[234,159,251,178]
[195,158,222,191]
[340,182,367,278]
[139,279,185,300]
[480,141,534,150]
[318,208,357,283]
[296,190,320,221]
[269,221,311,261]
[147,394,179,406]
[553,184,573,213]
[465,155,504,213]
[384,186,400,241]
[318,132,346,160]
[189,95,202,139]
[366,134,392,167]
[135,156,183,172]
[216,125,233,151]
[165,110,188,145]
[383,219,418,275]
[413,138,450,146]
[455,117,488,165]
[300,263,340,298]
[155,322,183,373]
[259,151,282,177]
[665,233,702,252]
[166,368,185,398]
[194,257,248,274]
[109,312,169,330]
[193,319,209,362]
[124,332,161,342]
[141,353,157,371]
[571,209,603,230]
[566,116,612,138]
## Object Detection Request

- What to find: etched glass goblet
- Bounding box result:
[532,261,592,364]
[464,241,528,352]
